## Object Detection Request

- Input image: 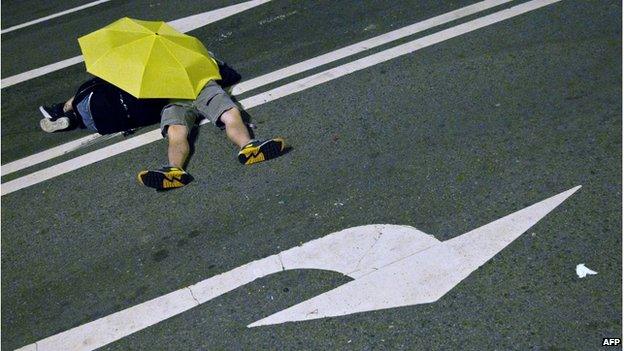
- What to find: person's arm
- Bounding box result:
[63,97,74,112]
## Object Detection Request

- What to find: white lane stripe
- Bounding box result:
[167,0,271,33]
[34,288,200,351]
[0,0,271,88]
[1,56,86,88]
[230,0,512,95]
[0,0,509,176]
[240,0,562,108]
[0,0,111,34]
[2,130,163,196]
[1,133,114,176]
[14,254,284,351]
[0,0,562,197]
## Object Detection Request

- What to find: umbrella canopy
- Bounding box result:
[78,17,221,99]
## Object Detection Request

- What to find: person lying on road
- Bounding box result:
[39,67,285,191]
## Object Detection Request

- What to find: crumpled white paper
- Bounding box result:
[576,263,597,278]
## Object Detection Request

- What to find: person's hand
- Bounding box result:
[63,97,74,112]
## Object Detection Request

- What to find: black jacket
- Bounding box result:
[71,62,241,135]
[72,77,168,135]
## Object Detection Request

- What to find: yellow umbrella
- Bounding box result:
[78,17,221,99]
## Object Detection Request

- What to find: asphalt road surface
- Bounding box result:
[1,0,621,350]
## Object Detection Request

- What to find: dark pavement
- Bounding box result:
[1,1,621,350]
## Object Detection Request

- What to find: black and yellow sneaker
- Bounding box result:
[137,166,194,190]
[237,138,285,165]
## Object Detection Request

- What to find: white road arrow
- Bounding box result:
[248,185,581,326]
[17,186,580,350]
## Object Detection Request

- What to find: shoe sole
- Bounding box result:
[138,170,193,190]
[238,138,285,165]
[39,117,70,133]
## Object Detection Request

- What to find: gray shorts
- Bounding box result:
[160,80,237,137]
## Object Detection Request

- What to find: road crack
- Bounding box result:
[350,227,383,274]
[187,287,200,305]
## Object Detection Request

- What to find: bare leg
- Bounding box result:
[166,125,190,168]
[219,107,251,148]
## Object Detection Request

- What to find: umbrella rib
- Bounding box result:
[159,35,209,59]
[154,38,195,95]
[155,22,185,38]
[138,37,158,96]
[159,38,187,68]
[89,35,154,70]
[131,19,161,33]
[106,28,154,36]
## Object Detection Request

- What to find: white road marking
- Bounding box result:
[0,0,111,34]
[0,0,271,88]
[1,133,111,177]
[167,0,271,33]
[2,130,164,196]
[0,0,562,196]
[250,186,581,326]
[1,55,86,88]
[229,0,512,95]
[239,0,562,108]
[15,186,581,350]
[34,289,199,351]
[1,0,509,177]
